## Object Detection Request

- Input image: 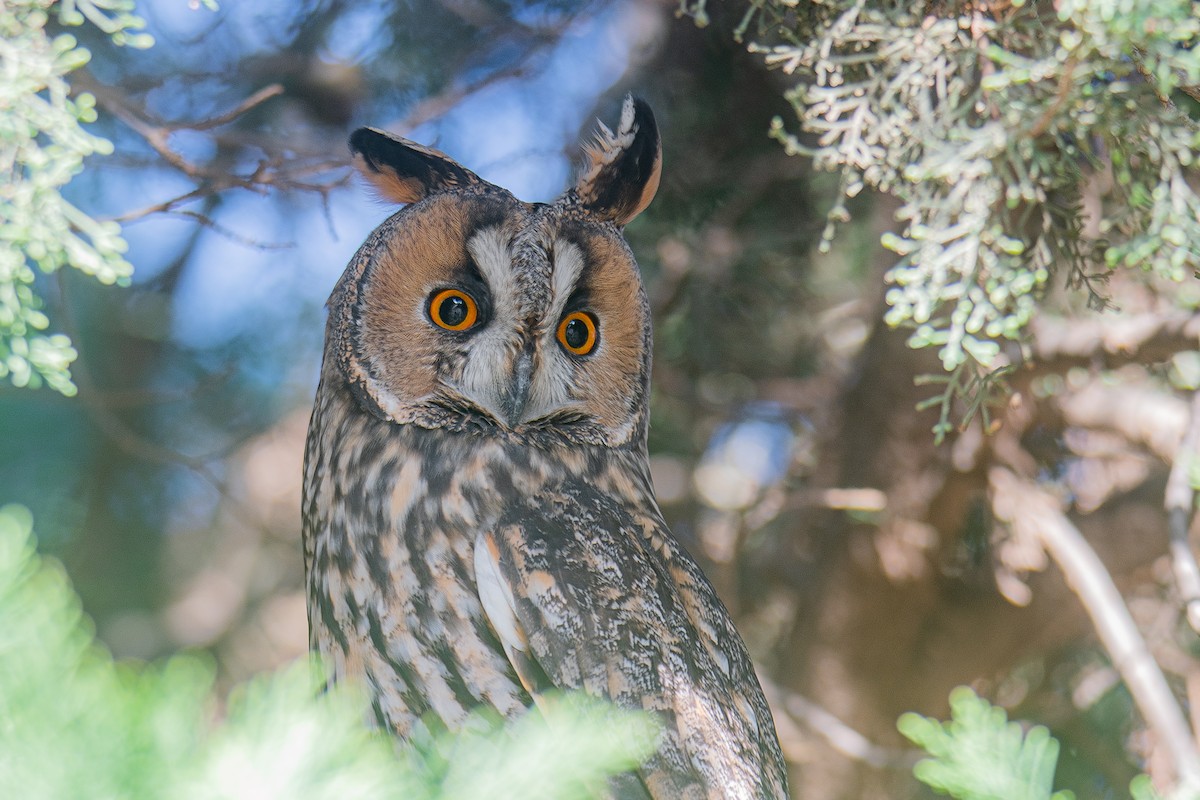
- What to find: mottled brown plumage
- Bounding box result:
[303,96,788,798]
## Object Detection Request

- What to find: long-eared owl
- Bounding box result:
[303,96,789,799]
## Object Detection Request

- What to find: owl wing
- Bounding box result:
[473,482,788,800]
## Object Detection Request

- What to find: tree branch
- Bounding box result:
[1029,311,1200,376]
[756,671,918,770]
[990,467,1200,792]
[76,71,348,207]
[182,83,284,131]
[1166,390,1200,636]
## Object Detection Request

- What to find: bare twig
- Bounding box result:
[1166,390,1200,635]
[388,63,534,136]
[382,4,583,137]
[77,71,348,207]
[77,1,586,229]
[162,209,295,250]
[990,467,1200,791]
[182,83,284,131]
[109,187,208,223]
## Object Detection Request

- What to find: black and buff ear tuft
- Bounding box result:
[349,128,483,205]
[572,95,662,226]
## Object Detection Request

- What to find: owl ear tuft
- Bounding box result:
[350,128,482,204]
[572,95,662,226]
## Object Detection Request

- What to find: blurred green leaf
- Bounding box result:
[0,504,658,799]
[898,687,1074,800]
[1130,774,1166,800]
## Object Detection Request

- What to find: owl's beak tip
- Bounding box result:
[498,351,534,429]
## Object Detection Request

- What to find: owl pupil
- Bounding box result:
[440,296,468,327]
[564,318,588,349]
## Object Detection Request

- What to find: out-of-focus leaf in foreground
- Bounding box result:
[898,686,1074,800]
[0,504,658,799]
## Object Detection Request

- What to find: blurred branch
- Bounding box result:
[52,272,274,543]
[784,487,888,512]
[158,209,294,250]
[1028,312,1200,376]
[757,672,917,771]
[1166,391,1200,636]
[112,151,349,225]
[110,187,208,224]
[1025,55,1079,139]
[388,61,535,135]
[77,71,202,175]
[181,83,285,131]
[990,467,1200,792]
[75,71,348,219]
[1131,46,1200,134]
[383,4,585,137]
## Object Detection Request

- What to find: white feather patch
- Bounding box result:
[456,227,519,416]
[473,530,527,654]
[549,237,585,322]
[466,227,514,309]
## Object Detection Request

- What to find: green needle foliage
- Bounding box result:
[898,687,1075,800]
[0,0,150,395]
[687,0,1200,436]
[404,699,660,799]
[0,504,658,799]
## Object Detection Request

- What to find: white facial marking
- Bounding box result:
[549,238,585,322]
[468,226,513,305]
[453,227,519,419]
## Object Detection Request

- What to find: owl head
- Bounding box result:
[327,96,662,449]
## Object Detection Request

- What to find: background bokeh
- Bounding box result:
[6,1,1200,797]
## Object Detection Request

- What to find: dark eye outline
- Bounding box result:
[428,288,480,332]
[556,311,598,356]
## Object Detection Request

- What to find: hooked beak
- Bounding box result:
[498,349,533,429]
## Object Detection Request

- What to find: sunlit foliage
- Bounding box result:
[685,0,1200,435]
[0,0,150,395]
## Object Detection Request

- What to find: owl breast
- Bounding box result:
[303,365,657,735]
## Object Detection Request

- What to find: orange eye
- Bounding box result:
[429,289,479,331]
[556,311,598,356]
